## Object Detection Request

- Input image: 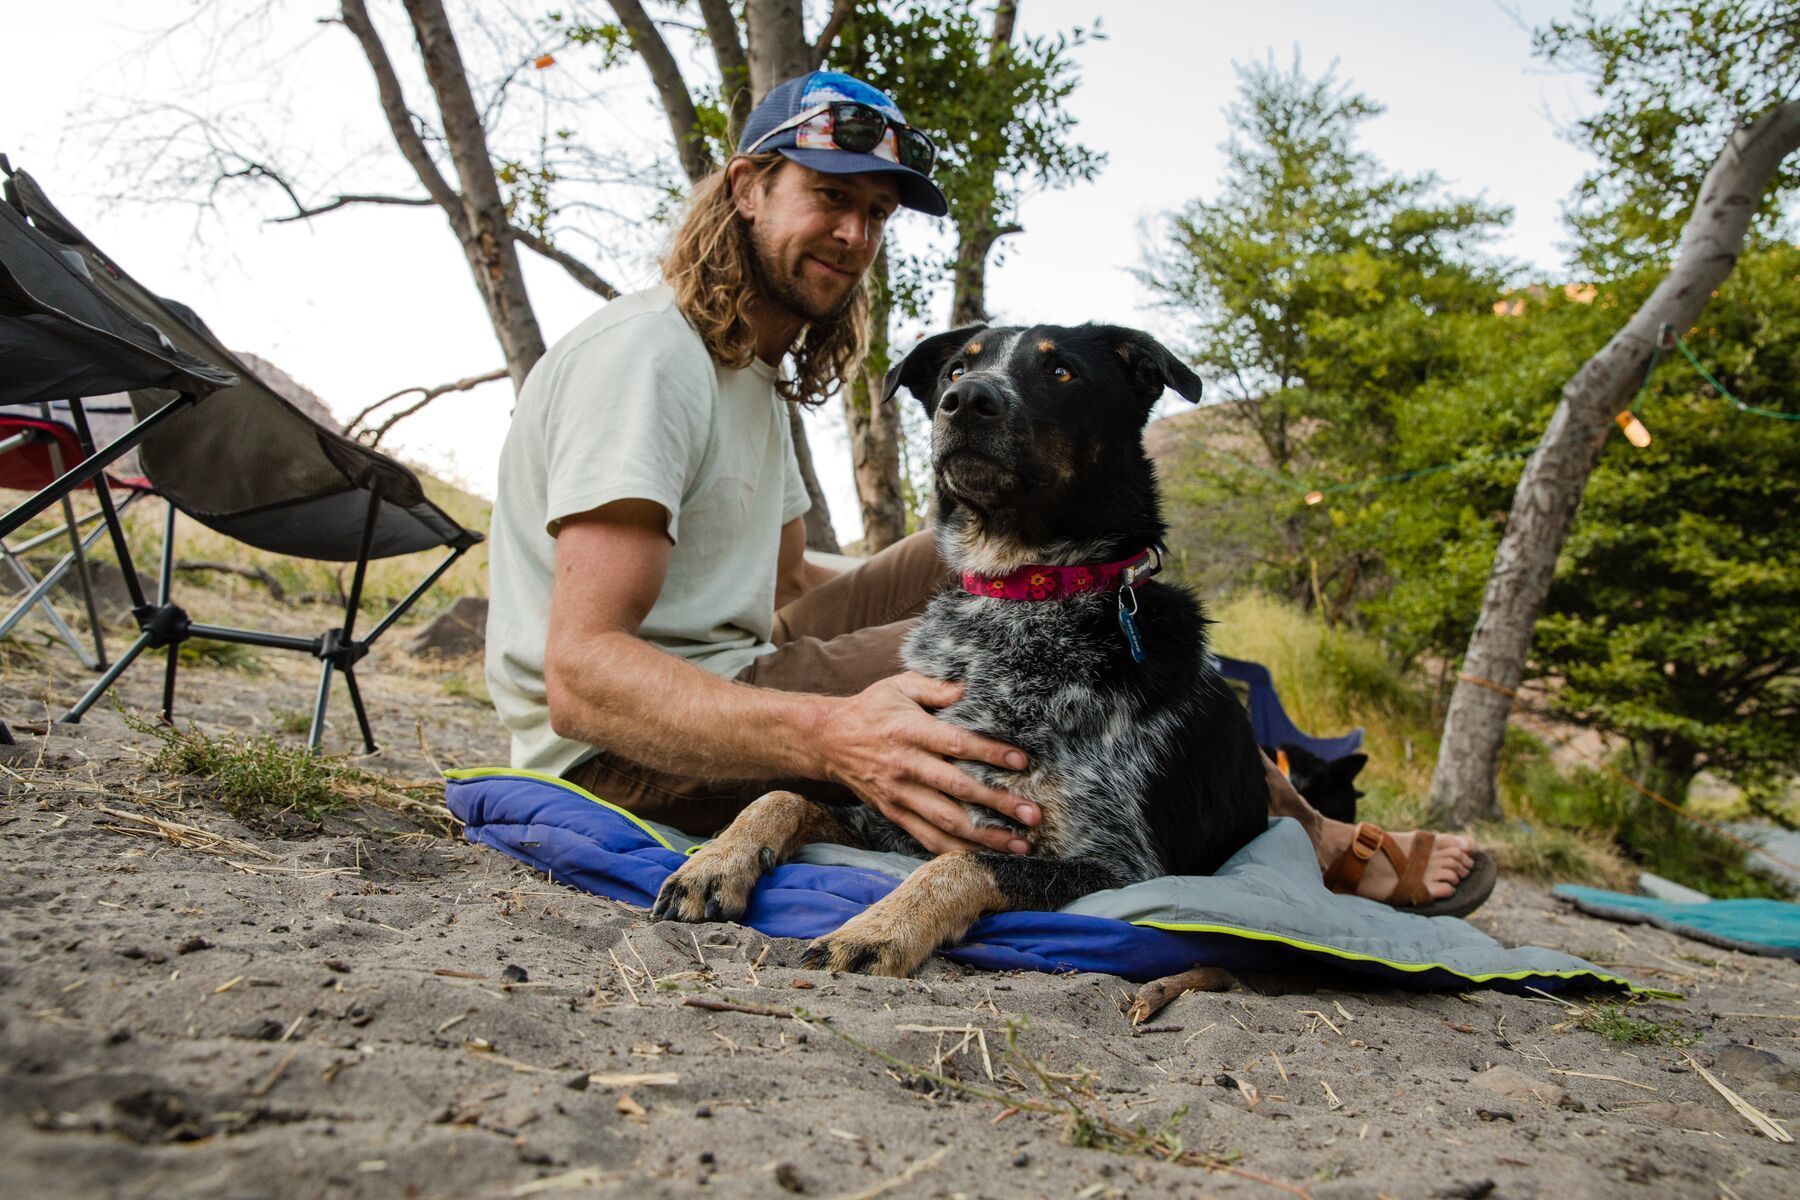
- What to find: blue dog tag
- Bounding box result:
[1117,589,1147,664]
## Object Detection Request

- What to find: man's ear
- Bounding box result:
[1091,325,1203,406]
[881,324,988,412]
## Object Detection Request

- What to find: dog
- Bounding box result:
[651,323,1271,977]
[1276,743,1367,826]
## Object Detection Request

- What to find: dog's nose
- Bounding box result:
[939,379,1005,422]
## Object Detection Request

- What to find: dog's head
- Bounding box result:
[883,324,1202,573]
[1277,743,1367,825]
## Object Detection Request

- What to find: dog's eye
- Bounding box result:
[947,364,966,382]
[1053,364,1075,383]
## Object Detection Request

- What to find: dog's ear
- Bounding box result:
[1325,752,1368,789]
[882,324,988,411]
[1091,326,1203,406]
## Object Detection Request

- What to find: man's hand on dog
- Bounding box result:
[817,672,1039,856]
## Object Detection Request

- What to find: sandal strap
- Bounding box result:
[1388,829,1437,907]
[1323,822,1385,892]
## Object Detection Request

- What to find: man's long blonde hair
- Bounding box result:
[662,153,869,408]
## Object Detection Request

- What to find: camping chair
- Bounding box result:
[0,397,155,668]
[1213,655,1365,762]
[2,163,482,752]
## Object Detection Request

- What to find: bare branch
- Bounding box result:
[346,367,510,446]
[174,559,288,603]
[697,0,752,145]
[268,193,436,223]
[808,0,856,71]
[609,0,712,184]
[509,226,622,299]
[338,0,465,229]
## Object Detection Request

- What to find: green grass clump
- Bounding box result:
[268,706,314,736]
[177,639,264,674]
[130,714,454,833]
[1506,745,1790,900]
[141,719,345,822]
[1574,1003,1697,1048]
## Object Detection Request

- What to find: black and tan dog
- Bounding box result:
[651,323,1270,976]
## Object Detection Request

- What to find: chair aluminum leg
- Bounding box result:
[44,439,107,670]
[161,644,180,722]
[308,659,335,752]
[342,667,376,754]
[2,548,94,667]
[62,630,155,723]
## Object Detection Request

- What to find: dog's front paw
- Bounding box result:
[651,843,777,923]
[799,914,935,978]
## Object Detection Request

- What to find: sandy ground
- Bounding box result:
[2,617,1798,1200]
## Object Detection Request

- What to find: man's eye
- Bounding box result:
[947,364,966,382]
[1053,364,1075,382]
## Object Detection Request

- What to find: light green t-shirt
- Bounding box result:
[485,285,810,776]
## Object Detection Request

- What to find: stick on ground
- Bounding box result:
[1129,965,1234,1025]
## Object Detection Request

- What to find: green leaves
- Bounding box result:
[1537,1,1800,272]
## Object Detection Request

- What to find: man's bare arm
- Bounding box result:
[543,501,1039,855]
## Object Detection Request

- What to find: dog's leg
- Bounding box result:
[652,790,848,923]
[801,854,1127,978]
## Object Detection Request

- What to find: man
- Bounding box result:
[486,70,1485,911]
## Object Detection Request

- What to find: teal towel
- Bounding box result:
[1552,885,1800,959]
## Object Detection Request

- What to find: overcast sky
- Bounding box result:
[1,1,1614,541]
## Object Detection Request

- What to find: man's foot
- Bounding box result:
[1318,819,1495,917]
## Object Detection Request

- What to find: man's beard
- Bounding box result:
[747,224,858,326]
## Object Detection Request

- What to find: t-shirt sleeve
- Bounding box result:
[538,315,714,542]
[780,403,812,526]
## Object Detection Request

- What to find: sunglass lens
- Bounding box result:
[895,129,935,175]
[829,103,886,153]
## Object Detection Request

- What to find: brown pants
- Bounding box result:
[564,531,954,836]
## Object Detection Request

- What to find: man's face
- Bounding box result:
[735,161,900,323]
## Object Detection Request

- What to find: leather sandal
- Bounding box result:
[1324,822,1497,919]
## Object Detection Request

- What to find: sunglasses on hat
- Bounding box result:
[744,100,938,177]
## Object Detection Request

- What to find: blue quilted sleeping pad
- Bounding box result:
[446,768,1657,993]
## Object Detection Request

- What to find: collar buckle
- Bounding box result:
[1120,544,1165,588]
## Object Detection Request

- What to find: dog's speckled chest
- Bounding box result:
[899,590,1172,874]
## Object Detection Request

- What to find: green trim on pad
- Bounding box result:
[444,766,680,852]
[1129,917,1678,998]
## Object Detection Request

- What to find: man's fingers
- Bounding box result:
[883,800,980,856]
[887,784,1030,856]
[913,760,1039,827]
[891,671,964,710]
[929,723,1029,773]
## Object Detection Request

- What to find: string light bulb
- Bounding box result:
[1615,410,1652,448]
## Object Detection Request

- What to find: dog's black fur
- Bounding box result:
[654,323,1272,975]
[1276,743,1367,826]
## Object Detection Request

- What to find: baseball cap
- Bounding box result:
[737,71,949,217]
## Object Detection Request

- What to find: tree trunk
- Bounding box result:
[610,0,713,184]
[845,248,906,551]
[1427,99,1800,827]
[401,0,547,390]
[788,408,842,553]
[947,2,1020,328]
[744,0,812,100]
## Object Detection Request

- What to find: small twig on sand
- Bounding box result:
[1128,965,1233,1025]
[1684,1053,1794,1142]
[823,1147,948,1200]
[682,995,800,1019]
[96,805,276,862]
[249,1048,299,1098]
